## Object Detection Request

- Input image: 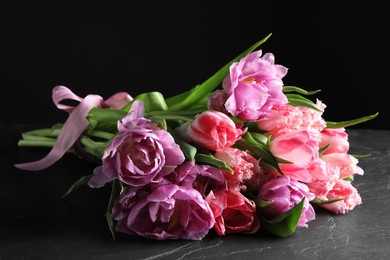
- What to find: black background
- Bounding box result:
[2,1,388,129]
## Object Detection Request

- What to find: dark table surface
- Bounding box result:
[1,125,389,260]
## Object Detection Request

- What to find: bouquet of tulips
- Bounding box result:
[15,33,378,240]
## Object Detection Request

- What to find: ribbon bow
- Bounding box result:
[15,85,132,171]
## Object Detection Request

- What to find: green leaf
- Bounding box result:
[165,89,192,108]
[167,33,273,111]
[87,107,127,132]
[243,131,262,146]
[145,110,201,122]
[21,125,62,138]
[62,174,92,198]
[167,128,197,161]
[250,132,269,146]
[285,93,322,112]
[243,121,260,132]
[106,180,122,240]
[195,153,233,173]
[326,112,379,128]
[87,130,116,140]
[319,144,330,156]
[80,136,108,159]
[254,198,273,208]
[259,198,305,237]
[311,197,344,205]
[148,117,168,131]
[133,92,168,112]
[283,86,321,95]
[350,153,371,159]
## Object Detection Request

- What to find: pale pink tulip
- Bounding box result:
[321,153,363,179]
[270,130,319,182]
[320,128,349,155]
[319,179,362,214]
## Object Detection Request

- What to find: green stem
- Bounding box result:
[80,136,108,158]
[22,128,61,137]
[18,139,56,147]
[88,130,116,140]
[21,134,57,142]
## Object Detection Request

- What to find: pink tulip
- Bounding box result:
[257,104,304,137]
[320,128,349,155]
[222,50,288,122]
[206,188,260,235]
[306,159,340,200]
[319,179,362,214]
[321,153,363,179]
[269,130,319,182]
[257,176,315,228]
[186,110,246,151]
[257,101,326,138]
[214,147,262,191]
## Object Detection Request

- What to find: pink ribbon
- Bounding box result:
[15,85,132,171]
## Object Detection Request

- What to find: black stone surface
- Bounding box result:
[1,125,389,259]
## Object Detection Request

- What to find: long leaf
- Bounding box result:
[167,128,197,161]
[106,180,122,240]
[168,33,273,111]
[87,107,127,132]
[259,198,305,237]
[62,174,92,198]
[311,198,344,205]
[133,92,168,112]
[326,112,379,128]
[286,93,322,112]
[195,153,233,173]
[283,86,321,95]
[165,89,192,108]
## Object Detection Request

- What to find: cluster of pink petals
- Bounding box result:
[209,50,288,122]
[319,180,362,214]
[255,100,363,214]
[257,100,327,138]
[214,147,262,192]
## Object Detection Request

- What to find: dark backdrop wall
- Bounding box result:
[3,1,387,129]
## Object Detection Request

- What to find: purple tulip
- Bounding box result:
[257,176,315,228]
[112,184,215,240]
[88,101,185,188]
